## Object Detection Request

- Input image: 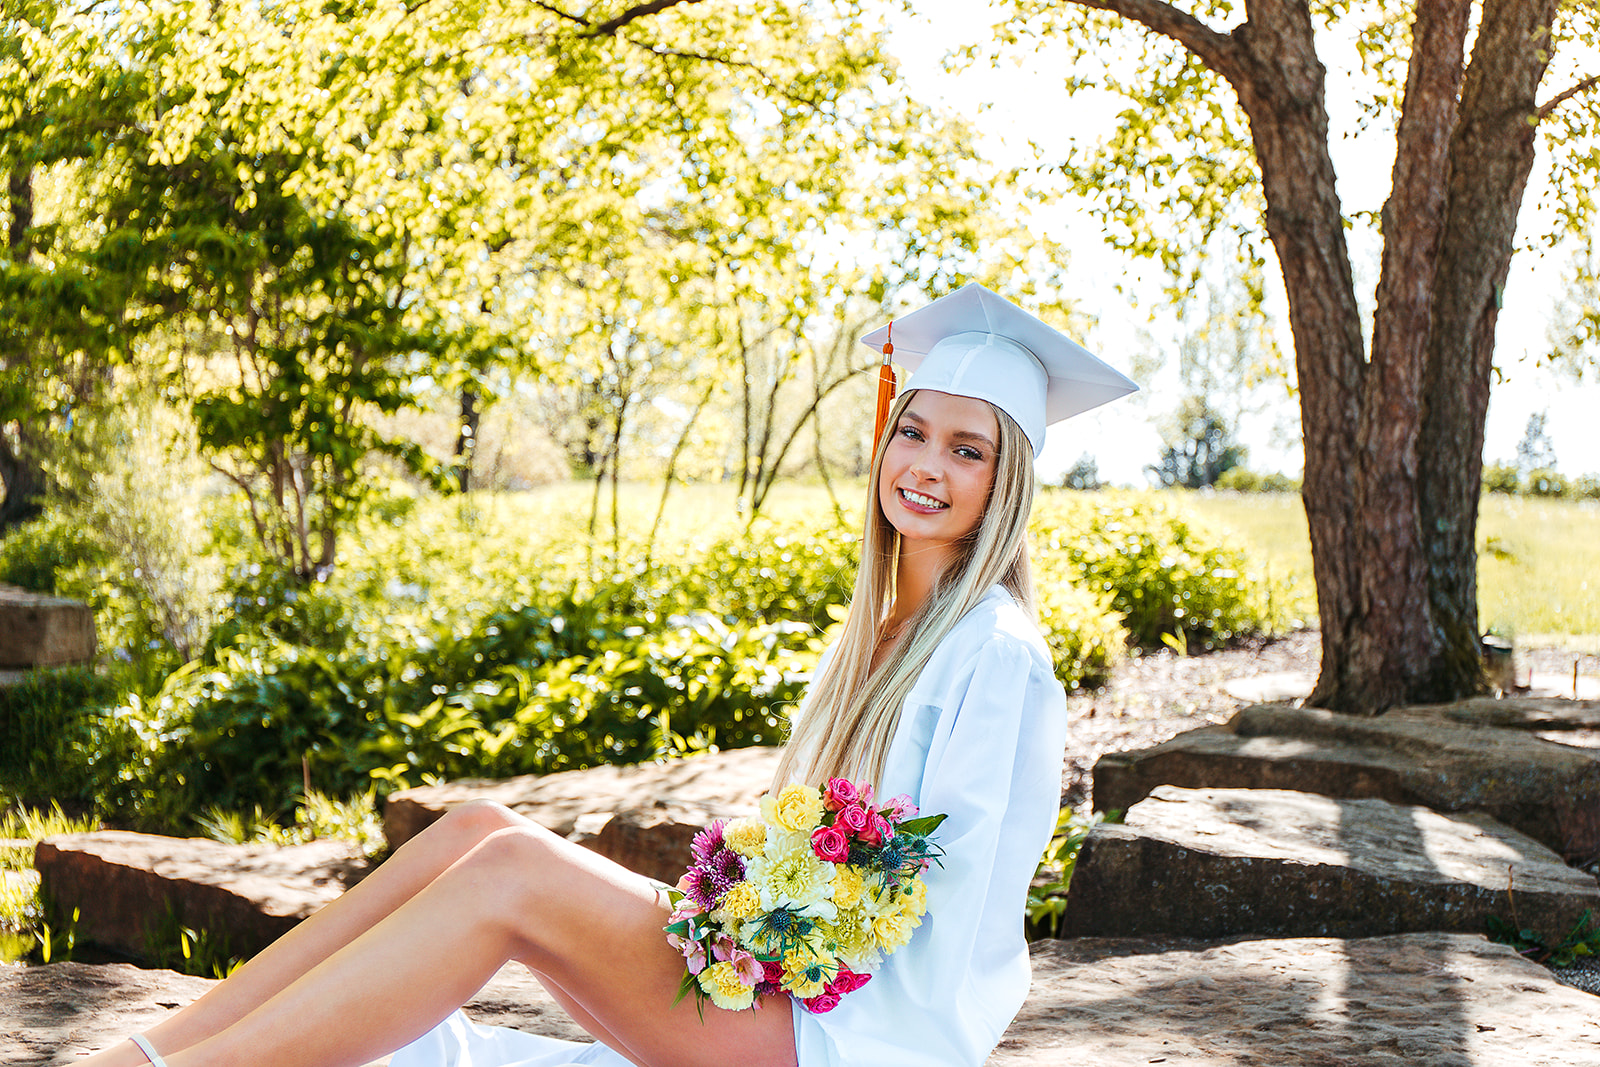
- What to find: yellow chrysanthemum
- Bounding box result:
[781,948,835,999]
[749,836,835,913]
[698,960,757,1011]
[718,881,762,919]
[724,817,768,858]
[828,905,876,966]
[872,909,921,952]
[832,864,865,909]
[900,877,929,916]
[762,784,825,833]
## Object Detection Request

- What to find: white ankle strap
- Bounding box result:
[130,1035,169,1067]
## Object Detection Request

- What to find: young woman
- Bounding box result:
[81,283,1134,1067]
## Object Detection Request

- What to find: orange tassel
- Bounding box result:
[873,324,897,449]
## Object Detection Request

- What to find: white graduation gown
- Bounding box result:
[391,584,1068,1067]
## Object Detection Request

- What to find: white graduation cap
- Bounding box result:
[860,282,1138,458]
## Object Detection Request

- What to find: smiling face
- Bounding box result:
[877,389,1001,567]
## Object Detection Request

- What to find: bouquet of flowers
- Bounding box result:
[663,777,945,1014]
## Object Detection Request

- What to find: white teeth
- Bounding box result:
[901,489,947,509]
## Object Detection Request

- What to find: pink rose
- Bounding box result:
[836,803,869,836]
[811,825,850,863]
[858,812,892,847]
[823,777,859,811]
[883,793,918,821]
[803,992,842,1013]
[829,967,872,995]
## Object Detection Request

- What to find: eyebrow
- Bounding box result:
[901,409,999,453]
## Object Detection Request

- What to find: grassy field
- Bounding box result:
[1187,490,1600,648]
[522,479,1599,647]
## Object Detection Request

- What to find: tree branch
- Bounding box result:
[1539,72,1600,119]
[1068,0,1242,81]
[584,0,711,38]
[529,0,588,29]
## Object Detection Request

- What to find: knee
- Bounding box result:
[455,824,565,921]
[435,799,527,849]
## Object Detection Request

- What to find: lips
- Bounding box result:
[897,487,948,511]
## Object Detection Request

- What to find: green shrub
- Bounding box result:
[1214,467,1261,493]
[1525,468,1569,497]
[1032,492,1273,650]
[1215,467,1301,494]
[0,513,107,595]
[93,593,815,827]
[0,668,119,802]
[1032,574,1124,691]
[1482,462,1521,495]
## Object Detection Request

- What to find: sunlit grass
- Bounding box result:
[194,790,384,852]
[1184,491,1600,644]
[386,481,1597,643]
[0,798,97,964]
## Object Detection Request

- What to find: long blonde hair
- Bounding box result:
[772,389,1037,791]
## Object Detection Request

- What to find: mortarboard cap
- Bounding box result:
[860,282,1138,458]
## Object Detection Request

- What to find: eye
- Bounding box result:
[955,445,985,461]
[897,424,924,442]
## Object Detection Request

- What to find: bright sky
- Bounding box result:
[883,1,1600,485]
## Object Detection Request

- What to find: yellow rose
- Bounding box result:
[832,864,865,909]
[698,960,757,1011]
[718,881,762,919]
[724,817,767,858]
[762,784,825,833]
[872,909,921,952]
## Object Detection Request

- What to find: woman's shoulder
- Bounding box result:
[917,585,1055,690]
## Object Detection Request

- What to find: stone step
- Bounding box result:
[7,933,1597,1066]
[33,832,374,960]
[1064,785,1600,942]
[1093,702,1600,862]
[384,745,780,884]
[0,584,97,668]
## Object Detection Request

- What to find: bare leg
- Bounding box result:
[154,821,794,1067]
[75,801,542,1067]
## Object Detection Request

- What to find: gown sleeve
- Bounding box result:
[792,611,1068,1066]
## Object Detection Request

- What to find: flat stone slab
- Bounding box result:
[1222,670,1315,703]
[1395,695,1600,731]
[13,933,1598,1065]
[34,833,372,960]
[384,746,779,884]
[0,584,97,668]
[993,933,1600,1065]
[2,960,584,1066]
[1064,786,1600,940]
[1093,702,1600,862]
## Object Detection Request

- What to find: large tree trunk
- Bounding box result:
[1319,0,1472,710]
[1087,0,1563,712]
[1414,0,1559,699]
[1222,2,1370,710]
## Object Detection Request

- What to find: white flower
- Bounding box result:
[748,832,836,914]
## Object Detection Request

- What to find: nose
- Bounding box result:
[907,449,942,482]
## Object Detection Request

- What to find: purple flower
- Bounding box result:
[691,821,727,865]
